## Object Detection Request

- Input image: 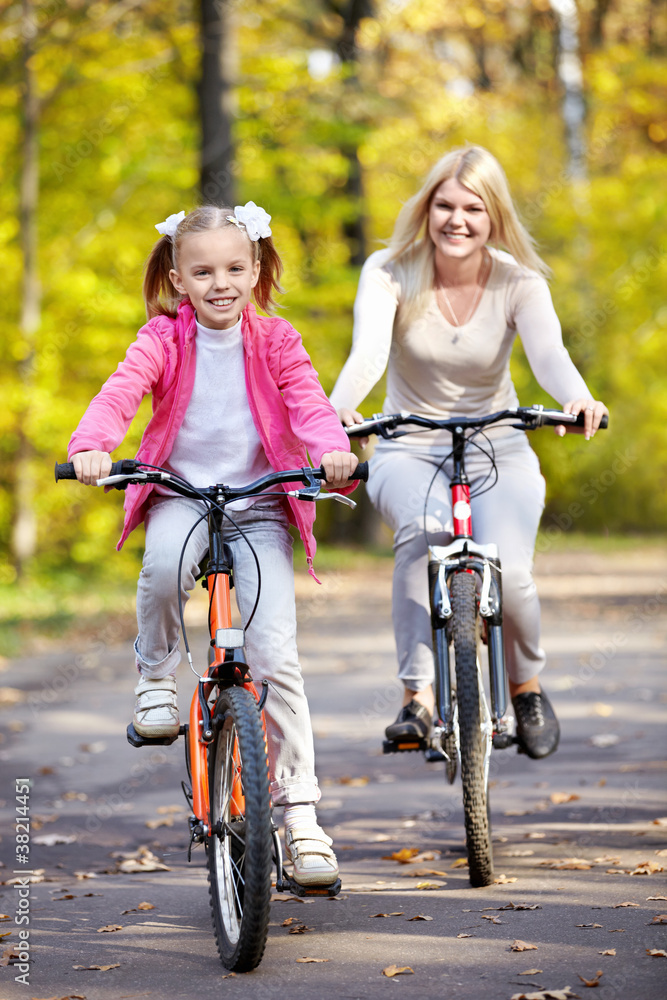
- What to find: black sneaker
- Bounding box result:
[385,700,432,741]
[512,690,560,759]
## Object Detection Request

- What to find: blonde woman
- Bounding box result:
[331,145,607,759]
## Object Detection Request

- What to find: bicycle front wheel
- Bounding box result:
[450,571,494,888]
[207,686,272,971]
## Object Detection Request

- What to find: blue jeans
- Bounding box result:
[135,496,320,806]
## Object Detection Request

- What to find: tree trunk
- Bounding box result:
[12,0,41,576]
[199,0,235,206]
[550,0,587,180]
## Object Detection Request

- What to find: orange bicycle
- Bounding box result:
[55,458,367,971]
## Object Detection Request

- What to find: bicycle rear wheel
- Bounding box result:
[207,686,272,971]
[450,571,494,888]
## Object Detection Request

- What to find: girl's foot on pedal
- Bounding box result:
[133,676,180,737]
[284,804,339,886]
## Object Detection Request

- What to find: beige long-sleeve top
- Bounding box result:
[330,247,591,446]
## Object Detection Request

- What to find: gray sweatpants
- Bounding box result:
[366,432,547,690]
[134,496,319,806]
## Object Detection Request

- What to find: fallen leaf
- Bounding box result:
[97,924,122,933]
[33,833,77,846]
[525,832,546,839]
[631,861,664,875]
[370,912,404,918]
[72,964,120,971]
[288,924,312,934]
[647,949,667,957]
[282,917,298,925]
[338,775,369,786]
[0,915,9,921]
[382,964,414,977]
[519,969,544,975]
[651,817,667,826]
[511,940,538,951]
[382,848,420,863]
[599,949,616,956]
[137,901,155,910]
[589,733,619,748]
[605,869,628,875]
[5,870,46,884]
[0,931,11,940]
[404,868,448,877]
[509,989,579,999]
[416,881,445,890]
[73,872,98,881]
[499,902,542,911]
[578,970,603,987]
[0,945,20,967]
[647,895,667,900]
[482,915,502,924]
[456,932,473,938]
[549,793,581,805]
[450,858,469,868]
[494,874,517,884]
[296,956,329,963]
[407,914,433,921]
[576,923,603,929]
[612,901,639,907]
[608,929,625,933]
[649,914,667,924]
[655,849,667,857]
[54,895,77,901]
[593,855,620,865]
[110,846,170,874]
[145,817,174,829]
[539,858,592,870]
[505,850,535,857]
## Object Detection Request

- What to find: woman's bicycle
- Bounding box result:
[55,458,367,971]
[347,406,607,888]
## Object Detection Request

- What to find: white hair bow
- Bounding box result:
[155,211,186,238]
[227,201,272,241]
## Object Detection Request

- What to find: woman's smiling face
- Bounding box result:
[169,227,260,329]
[428,177,492,264]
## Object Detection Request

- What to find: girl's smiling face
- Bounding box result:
[169,227,260,329]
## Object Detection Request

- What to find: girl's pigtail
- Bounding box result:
[143,235,181,319]
[253,236,284,315]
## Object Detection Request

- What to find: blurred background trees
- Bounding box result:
[1,0,666,587]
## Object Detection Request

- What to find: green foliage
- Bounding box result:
[1,0,666,587]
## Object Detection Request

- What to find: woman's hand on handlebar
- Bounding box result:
[321,450,359,488]
[71,450,113,485]
[557,399,609,441]
[338,407,369,449]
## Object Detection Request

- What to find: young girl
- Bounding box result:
[69,202,358,886]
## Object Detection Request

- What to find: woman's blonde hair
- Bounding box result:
[387,145,550,317]
[143,205,284,319]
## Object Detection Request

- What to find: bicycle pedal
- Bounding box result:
[492,732,517,750]
[126,722,181,748]
[382,737,428,754]
[275,874,341,898]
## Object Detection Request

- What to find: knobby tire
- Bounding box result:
[207,686,272,971]
[450,571,494,887]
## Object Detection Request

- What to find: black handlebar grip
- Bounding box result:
[573,411,608,429]
[351,461,369,482]
[54,461,77,481]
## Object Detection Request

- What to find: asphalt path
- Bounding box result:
[1,545,666,999]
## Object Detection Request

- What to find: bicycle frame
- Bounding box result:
[427,425,511,751]
[188,500,266,836]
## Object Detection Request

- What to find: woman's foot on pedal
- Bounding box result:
[512,689,559,759]
[385,699,432,741]
[285,825,339,887]
[133,676,180,738]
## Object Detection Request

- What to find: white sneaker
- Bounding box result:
[133,676,179,737]
[285,825,339,887]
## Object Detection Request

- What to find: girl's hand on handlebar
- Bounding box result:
[71,450,113,485]
[338,407,369,449]
[558,399,609,441]
[321,450,359,488]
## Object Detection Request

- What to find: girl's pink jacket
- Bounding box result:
[68,299,353,571]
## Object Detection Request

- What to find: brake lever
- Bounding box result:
[96,472,150,487]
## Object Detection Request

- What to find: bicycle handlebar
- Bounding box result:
[345,406,608,439]
[55,459,369,501]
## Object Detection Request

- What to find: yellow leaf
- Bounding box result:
[382,964,414,977]
[549,792,581,805]
[382,848,420,864]
[578,969,603,987]
[450,858,469,868]
[647,949,667,957]
[510,940,538,951]
[296,956,329,963]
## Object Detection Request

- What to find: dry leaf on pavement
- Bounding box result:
[649,914,667,924]
[288,924,312,934]
[646,949,667,957]
[599,949,616,956]
[499,903,541,911]
[511,940,538,951]
[539,858,592,870]
[549,793,580,805]
[72,964,120,971]
[611,901,639,907]
[578,970,603,987]
[510,988,580,999]
[97,924,122,933]
[382,848,420,863]
[407,914,433,921]
[647,895,667,900]
[450,857,469,868]
[382,964,414,977]
[404,868,448,877]
[482,915,502,924]
[519,969,543,975]
[416,881,445,890]
[494,874,518,884]
[296,956,329,963]
[456,932,473,938]
[575,923,603,929]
